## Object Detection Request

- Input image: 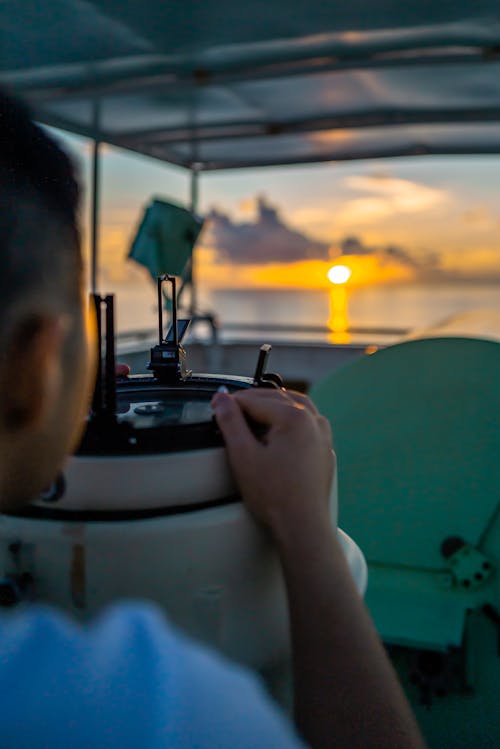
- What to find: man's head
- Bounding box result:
[0,89,94,510]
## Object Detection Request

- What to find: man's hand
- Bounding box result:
[116,363,130,377]
[213,386,427,749]
[211,388,335,547]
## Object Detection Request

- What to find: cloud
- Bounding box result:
[238,196,260,219]
[461,205,497,231]
[338,236,373,255]
[203,197,329,264]
[439,247,500,275]
[336,197,395,224]
[333,235,431,272]
[335,174,448,225]
[202,194,441,276]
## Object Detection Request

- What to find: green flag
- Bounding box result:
[129,198,203,281]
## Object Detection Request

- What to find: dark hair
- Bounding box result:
[0,87,82,321]
[0,88,80,236]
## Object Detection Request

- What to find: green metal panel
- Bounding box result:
[364,566,470,650]
[311,336,500,747]
[310,337,500,571]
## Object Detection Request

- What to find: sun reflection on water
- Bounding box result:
[327,286,351,344]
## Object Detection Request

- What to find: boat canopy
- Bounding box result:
[2,1,500,170]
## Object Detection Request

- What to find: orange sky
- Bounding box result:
[195,249,415,289]
[54,128,500,290]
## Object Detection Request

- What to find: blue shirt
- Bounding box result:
[0,603,305,748]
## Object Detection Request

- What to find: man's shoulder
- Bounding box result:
[0,603,304,748]
[0,600,181,668]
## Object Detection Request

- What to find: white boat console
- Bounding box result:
[0,278,366,670]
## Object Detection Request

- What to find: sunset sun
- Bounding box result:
[327,264,352,285]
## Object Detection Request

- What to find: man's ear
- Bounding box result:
[0,315,67,432]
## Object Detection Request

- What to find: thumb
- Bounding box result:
[212,392,256,457]
[116,363,130,377]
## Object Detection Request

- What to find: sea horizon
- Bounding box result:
[103,278,500,345]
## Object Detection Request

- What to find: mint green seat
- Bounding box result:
[310,337,500,748]
[311,336,500,579]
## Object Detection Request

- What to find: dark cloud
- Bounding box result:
[337,236,440,273]
[206,197,329,264]
[339,236,372,256]
[205,196,442,276]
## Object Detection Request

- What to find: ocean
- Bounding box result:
[108,281,500,345]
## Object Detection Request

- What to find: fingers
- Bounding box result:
[234,386,320,416]
[318,414,334,450]
[284,392,332,444]
[211,391,257,455]
[234,387,324,425]
[286,390,320,416]
[214,387,333,449]
[233,388,304,426]
[116,363,130,377]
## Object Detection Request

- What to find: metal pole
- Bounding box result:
[90,100,101,294]
[170,275,178,347]
[157,276,164,343]
[190,166,199,315]
[90,140,101,293]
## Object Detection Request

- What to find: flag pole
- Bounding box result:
[90,99,101,294]
[190,165,199,316]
